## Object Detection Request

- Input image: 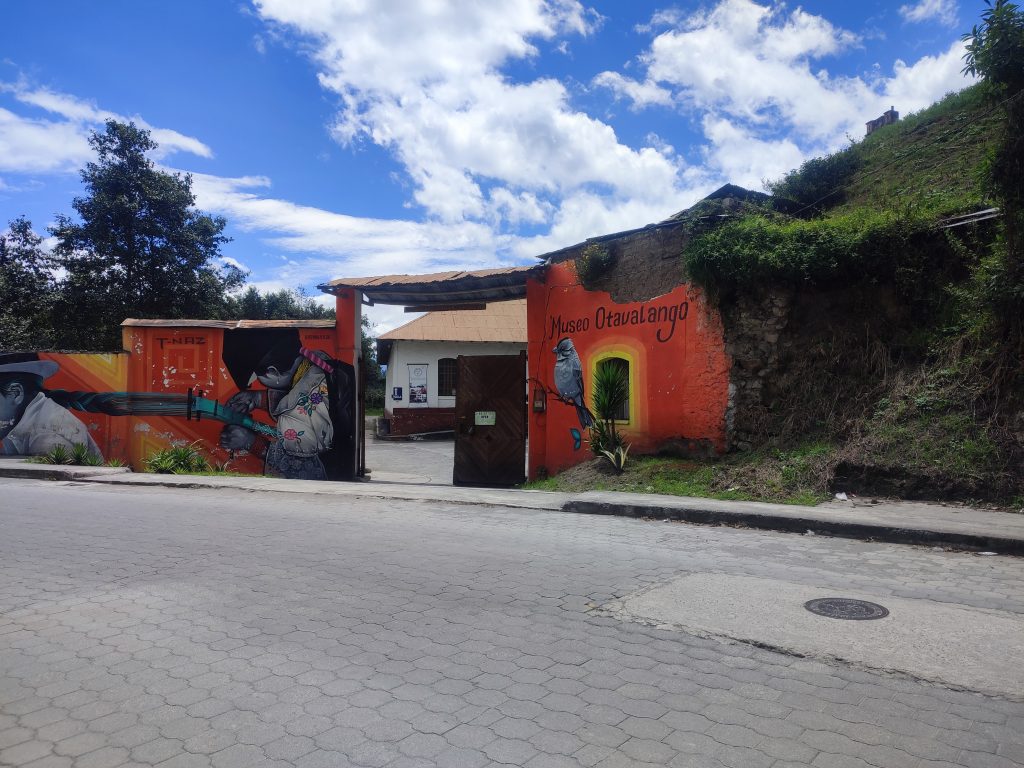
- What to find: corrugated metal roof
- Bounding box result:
[121,319,336,329]
[379,299,527,343]
[321,266,535,289]
[318,265,543,307]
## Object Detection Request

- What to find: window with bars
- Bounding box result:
[437,357,458,397]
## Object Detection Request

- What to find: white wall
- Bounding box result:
[384,340,526,412]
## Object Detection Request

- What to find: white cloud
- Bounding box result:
[511,189,708,261]
[593,0,974,186]
[365,304,423,336]
[900,0,959,27]
[592,71,673,108]
[0,106,94,173]
[188,172,512,281]
[0,81,213,165]
[882,41,970,112]
[253,0,683,229]
[635,8,685,34]
[700,117,806,189]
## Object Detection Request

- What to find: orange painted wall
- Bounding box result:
[333,289,360,369]
[526,262,731,479]
[121,326,340,473]
[20,325,341,473]
[35,351,131,463]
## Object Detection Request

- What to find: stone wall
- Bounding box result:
[553,223,691,304]
[719,288,794,450]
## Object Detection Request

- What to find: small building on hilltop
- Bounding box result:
[866,105,899,135]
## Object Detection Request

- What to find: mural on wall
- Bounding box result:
[526,261,732,479]
[0,354,103,458]
[218,331,354,480]
[0,326,357,481]
[552,337,592,451]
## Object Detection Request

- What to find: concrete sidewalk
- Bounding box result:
[2,456,1023,554]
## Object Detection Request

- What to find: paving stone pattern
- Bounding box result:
[1,480,1023,768]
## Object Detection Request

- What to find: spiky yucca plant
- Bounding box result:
[589,360,631,470]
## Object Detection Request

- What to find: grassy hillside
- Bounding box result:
[685,86,1003,299]
[772,84,1002,218]
[695,84,1020,506]
[539,85,1021,508]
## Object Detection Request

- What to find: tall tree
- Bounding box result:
[963,0,1024,342]
[225,286,335,320]
[0,217,57,350]
[50,121,244,350]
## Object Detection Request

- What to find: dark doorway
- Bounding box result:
[453,353,526,486]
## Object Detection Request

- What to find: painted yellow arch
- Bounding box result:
[588,340,643,427]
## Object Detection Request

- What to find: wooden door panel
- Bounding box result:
[453,353,526,486]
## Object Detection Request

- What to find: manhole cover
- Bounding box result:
[804,597,889,620]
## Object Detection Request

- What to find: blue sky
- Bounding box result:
[1,0,976,330]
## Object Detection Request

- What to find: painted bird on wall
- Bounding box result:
[553,337,593,429]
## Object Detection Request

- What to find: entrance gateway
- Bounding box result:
[318,267,541,488]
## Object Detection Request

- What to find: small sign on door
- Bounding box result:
[474,411,496,426]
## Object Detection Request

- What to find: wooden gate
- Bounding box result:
[453,353,527,486]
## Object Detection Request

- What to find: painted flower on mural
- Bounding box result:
[295,383,329,416]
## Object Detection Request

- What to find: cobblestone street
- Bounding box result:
[1,479,1022,768]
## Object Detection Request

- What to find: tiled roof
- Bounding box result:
[379,299,527,343]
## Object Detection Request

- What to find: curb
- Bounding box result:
[0,464,132,481]
[5,461,1023,555]
[563,498,1024,555]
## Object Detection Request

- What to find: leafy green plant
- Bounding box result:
[104,457,127,467]
[589,360,631,469]
[766,146,863,211]
[600,444,630,473]
[587,419,612,456]
[962,0,1024,347]
[683,209,941,298]
[43,444,72,465]
[71,442,103,466]
[574,243,615,288]
[26,442,102,466]
[144,442,210,474]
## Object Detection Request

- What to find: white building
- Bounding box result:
[377,299,527,435]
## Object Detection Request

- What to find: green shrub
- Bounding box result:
[766,146,862,210]
[574,243,615,288]
[589,361,631,469]
[364,387,385,410]
[145,442,210,474]
[600,444,630,474]
[42,444,72,465]
[71,442,103,466]
[682,209,940,298]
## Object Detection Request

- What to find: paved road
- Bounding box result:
[365,438,454,486]
[1,479,1022,768]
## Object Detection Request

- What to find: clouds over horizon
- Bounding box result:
[254,0,690,247]
[595,0,972,187]
[0,0,978,330]
[0,81,212,177]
